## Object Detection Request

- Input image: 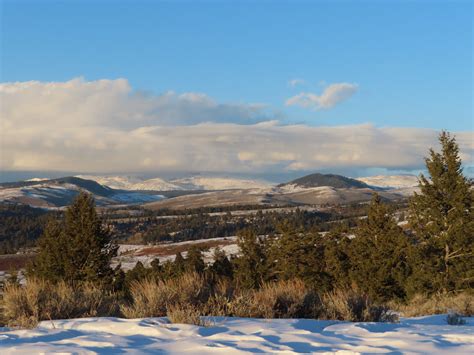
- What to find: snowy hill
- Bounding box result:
[357,175,419,189]
[77,175,272,191]
[170,176,272,190]
[0,315,472,354]
[0,177,164,208]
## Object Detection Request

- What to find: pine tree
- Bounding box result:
[28,218,67,282]
[269,226,330,289]
[30,192,117,284]
[409,131,473,294]
[349,194,410,301]
[186,246,206,273]
[210,247,233,277]
[233,229,269,289]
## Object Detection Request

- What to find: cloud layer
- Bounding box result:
[286,82,358,110]
[1,78,472,174]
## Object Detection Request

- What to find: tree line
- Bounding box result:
[27,131,473,304]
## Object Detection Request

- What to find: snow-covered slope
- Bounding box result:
[77,175,273,191]
[0,315,472,354]
[170,176,272,190]
[357,174,419,189]
[76,175,143,190]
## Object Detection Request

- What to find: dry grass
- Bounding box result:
[231,279,320,319]
[391,292,474,317]
[167,304,203,326]
[121,272,210,318]
[2,279,119,328]
[322,289,398,322]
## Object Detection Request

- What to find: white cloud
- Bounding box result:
[1,78,472,174]
[288,78,306,88]
[286,82,358,110]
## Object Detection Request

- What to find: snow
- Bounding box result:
[356,175,419,189]
[76,175,273,191]
[170,176,273,191]
[1,315,472,354]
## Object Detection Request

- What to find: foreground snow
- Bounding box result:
[1,315,472,354]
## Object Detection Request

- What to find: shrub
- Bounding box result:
[446,312,467,325]
[167,304,203,326]
[322,289,398,322]
[232,279,320,319]
[2,279,119,328]
[121,272,210,318]
[392,292,474,317]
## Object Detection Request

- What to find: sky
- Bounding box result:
[1,0,473,181]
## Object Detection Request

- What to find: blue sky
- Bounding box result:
[1,0,472,179]
[2,0,472,130]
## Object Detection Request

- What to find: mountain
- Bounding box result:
[77,175,183,191]
[76,175,272,191]
[279,173,371,189]
[0,177,165,208]
[356,175,419,189]
[170,176,272,190]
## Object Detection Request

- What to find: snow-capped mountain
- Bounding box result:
[76,175,272,191]
[356,175,419,189]
[170,176,272,191]
[0,177,164,208]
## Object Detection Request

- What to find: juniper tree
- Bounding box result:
[409,131,473,294]
[30,192,117,284]
[233,229,269,289]
[269,225,331,290]
[349,194,410,301]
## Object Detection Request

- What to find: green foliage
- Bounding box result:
[29,192,117,284]
[349,194,410,301]
[233,229,269,289]
[409,131,474,294]
[269,226,331,290]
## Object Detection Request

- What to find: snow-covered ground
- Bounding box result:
[113,237,239,270]
[0,315,472,354]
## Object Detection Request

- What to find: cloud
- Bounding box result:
[288,78,306,88]
[1,78,472,174]
[286,82,358,110]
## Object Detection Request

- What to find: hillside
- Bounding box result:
[280,173,371,189]
[0,177,165,208]
[356,174,419,189]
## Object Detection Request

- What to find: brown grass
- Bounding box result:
[167,304,203,326]
[0,254,33,271]
[134,239,235,257]
[391,292,474,317]
[2,279,119,328]
[322,289,398,322]
[121,272,210,318]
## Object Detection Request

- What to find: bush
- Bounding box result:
[446,312,467,325]
[322,289,398,322]
[121,272,210,318]
[2,279,119,328]
[392,292,474,317]
[231,279,320,319]
[167,304,203,326]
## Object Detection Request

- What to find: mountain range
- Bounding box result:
[0,173,419,209]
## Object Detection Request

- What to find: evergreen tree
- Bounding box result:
[233,229,268,289]
[323,225,352,289]
[269,225,330,289]
[210,247,233,277]
[186,246,206,273]
[29,218,67,282]
[349,194,410,301]
[30,192,117,284]
[409,131,473,294]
